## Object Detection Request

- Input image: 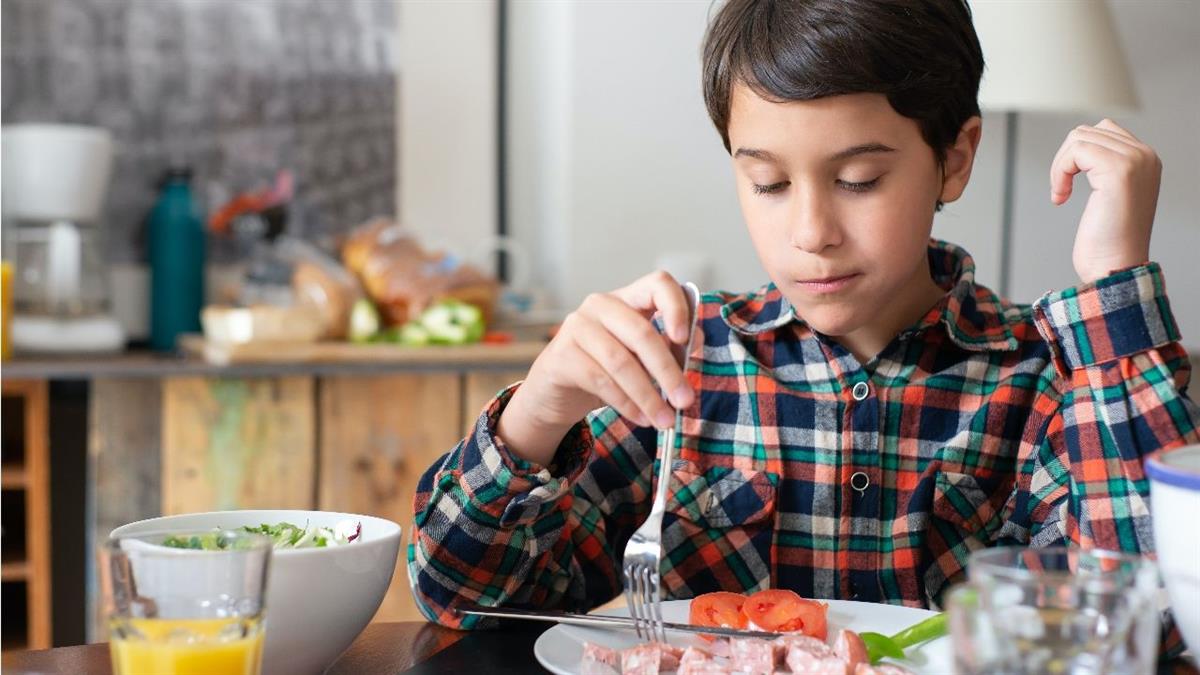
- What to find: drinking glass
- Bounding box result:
[946,546,1160,675]
[99,530,272,675]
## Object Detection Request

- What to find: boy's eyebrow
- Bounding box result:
[829,142,896,161]
[733,147,781,162]
[733,143,897,162]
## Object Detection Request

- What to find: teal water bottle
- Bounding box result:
[148,167,205,351]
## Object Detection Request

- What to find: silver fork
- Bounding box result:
[622,282,701,643]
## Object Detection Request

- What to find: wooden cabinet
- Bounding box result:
[162,376,317,514]
[1,379,51,651]
[463,371,527,428]
[78,360,534,630]
[318,374,463,621]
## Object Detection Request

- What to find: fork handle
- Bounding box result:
[652,426,676,509]
[651,282,698,511]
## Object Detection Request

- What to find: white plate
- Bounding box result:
[533,599,951,674]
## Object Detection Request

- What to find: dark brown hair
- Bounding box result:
[702,0,984,166]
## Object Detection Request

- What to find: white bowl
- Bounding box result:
[1147,445,1200,655]
[111,510,402,675]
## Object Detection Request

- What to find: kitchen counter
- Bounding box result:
[0,340,546,379]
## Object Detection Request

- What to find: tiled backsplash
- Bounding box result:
[2,0,399,262]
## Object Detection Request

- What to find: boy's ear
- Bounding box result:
[939,116,983,205]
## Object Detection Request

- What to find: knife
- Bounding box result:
[457,605,783,640]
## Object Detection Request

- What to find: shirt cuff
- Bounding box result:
[452,383,593,527]
[1033,262,1181,375]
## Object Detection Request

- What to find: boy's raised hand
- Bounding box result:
[497,271,696,467]
[1049,118,1162,284]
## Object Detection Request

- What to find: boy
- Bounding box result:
[409,0,1198,633]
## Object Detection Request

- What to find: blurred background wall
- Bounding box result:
[401,0,1198,348]
[2,0,399,261]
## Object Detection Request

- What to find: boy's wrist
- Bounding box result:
[446,383,591,528]
[496,385,580,468]
[1076,255,1151,285]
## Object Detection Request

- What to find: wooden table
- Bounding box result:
[1,621,548,674]
[3,620,1198,674]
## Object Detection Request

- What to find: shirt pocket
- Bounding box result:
[665,459,777,529]
[932,470,1003,536]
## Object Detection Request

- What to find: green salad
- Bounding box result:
[162,520,362,550]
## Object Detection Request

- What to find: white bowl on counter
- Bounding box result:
[1146,445,1200,655]
[111,510,402,675]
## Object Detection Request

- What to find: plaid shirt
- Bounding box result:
[408,240,1198,636]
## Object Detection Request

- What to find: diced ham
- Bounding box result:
[787,656,853,675]
[706,639,733,659]
[587,632,901,675]
[776,634,848,675]
[678,663,734,675]
[660,644,684,671]
[773,634,834,652]
[729,638,777,674]
[581,642,621,675]
[773,634,835,660]
[680,647,708,664]
[621,643,663,675]
[678,645,731,675]
[854,663,914,675]
[833,630,868,670]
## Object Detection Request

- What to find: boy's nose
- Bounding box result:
[788,190,842,253]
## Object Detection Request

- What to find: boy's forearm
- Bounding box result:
[408,438,576,625]
[408,388,619,626]
[1025,263,1200,552]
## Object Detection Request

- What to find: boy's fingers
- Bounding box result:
[1078,126,1159,170]
[1051,127,1113,201]
[1084,125,1143,151]
[1049,136,1078,203]
[1093,117,1138,141]
[615,270,690,344]
[566,344,650,427]
[583,292,693,410]
[570,315,675,429]
[1069,127,1139,157]
[1049,138,1117,203]
[1049,140,1092,203]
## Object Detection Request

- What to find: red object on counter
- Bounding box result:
[481,331,514,345]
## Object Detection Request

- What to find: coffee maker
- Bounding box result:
[2,124,125,353]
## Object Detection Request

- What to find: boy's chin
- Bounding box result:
[793,305,867,337]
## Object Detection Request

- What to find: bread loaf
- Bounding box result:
[341,218,498,327]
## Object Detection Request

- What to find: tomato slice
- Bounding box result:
[742,589,828,640]
[689,591,749,639]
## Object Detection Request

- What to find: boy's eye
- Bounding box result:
[836,177,880,193]
[752,181,789,195]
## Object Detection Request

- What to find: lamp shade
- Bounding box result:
[970,0,1139,114]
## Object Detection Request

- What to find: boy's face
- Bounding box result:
[728,84,958,342]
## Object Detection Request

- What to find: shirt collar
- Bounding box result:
[720,239,1021,352]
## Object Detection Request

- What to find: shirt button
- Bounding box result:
[851,381,870,401]
[850,471,870,495]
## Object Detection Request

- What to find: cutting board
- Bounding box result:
[179,334,546,367]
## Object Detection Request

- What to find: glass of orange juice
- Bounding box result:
[2,260,13,360]
[99,530,272,675]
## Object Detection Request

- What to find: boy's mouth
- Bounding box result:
[793,273,861,294]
